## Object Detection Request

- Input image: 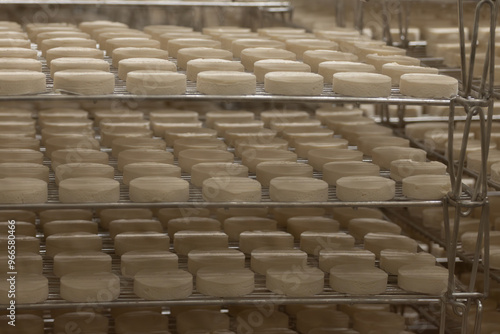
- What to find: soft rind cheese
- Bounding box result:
[60,272,120,302]
[264,72,324,96]
[197,267,254,297]
[336,176,395,202]
[266,266,324,296]
[397,264,448,295]
[134,269,192,300]
[332,72,392,97]
[329,264,387,294]
[270,176,329,202]
[400,73,458,98]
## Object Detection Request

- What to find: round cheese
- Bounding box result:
[186,58,243,81]
[223,216,277,241]
[123,162,180,185]
[402,174,451,199]
[390,159,447,181]
[197,71,256,95]
[111,47,169,67]
[178,148,233,173]
[264,72,324,96]
[191,162,248,187]
[232,39,285,58]
[164,127,217,146]
[117,148,173,171]
[197,267,254,297]
[381,62,439,85]
[380,249,436,275]
[50,57,109,78]
[330,264,387,294]
[285,39,338,59]
[239,231,294,254]
[41,37,96,57]
[254,59,310,83]
[173,230,228,255]
[54,69,114,95]
[256,161,313,187]
[266,266,324,296]
[241,148,296,173]
[177,47,233,70]
[126,70,186,95]
[45,233,102,257]
[188,249,245,274]
[0,58,42,72]
[46,47,104,65]
[53,251,112,277]
[365,53,420,71]
[300,231,354,255]
[121,250,178,278]
[167,38,221,58]
[318,61,375,84]
[167,217,221,236]
[398,264,448,295]
[105,37,159,55]
[0,177,47,204]
[0,70,46,95]
[0,274,48,304]
[174,137,227,156]
[296,309,350,334]
[0,252,42,274]
[202,176,261,202]
[0,162,49,182]
[352,311,405,334]
[114,232,170,256]
[54,163,114,185]
[287,216,340,240]
[176,309,229,334]
[322,161,380,186]
[303,49,358,72]
[129,176,189,202]
[400,73,458,98]
[270,176,328,202]
[332,72,392,97]
[60,272,120,302]
[117,57,176,80]
[364,232,418,257]
[319,249,375,272]
[115,311,168,334]
[251,248,307,275]
[59,177,119,203]
[307,148,363,171]
[295,138,348,158]
[0,47,37,59]
[371,146,427,169]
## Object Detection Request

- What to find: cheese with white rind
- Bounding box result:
[0,47,37,59]
[164,127,216,146]
[126,70,187,95]
[59,177,119,203]
[173,230,229,256]
[129,176,189,202]
[400,73,458,98]
[381,62,439,85]
[322,161,380,186]
[365,54,420,71]
[0,70,46,95]
[121,250,178,278]
[319,249,375,272]
[330,264,387,294]
[266,266,324,296]
[174,137,227,156]
[197,71,256,95]
[167,217,221,236]
[256,161,313,187]
[186,58,243,81]
[111,47,169,67]
[177,47,233,70]
[123,162,180,185]
[300,231,355,255]
[223,216,277,241]
[232,39,285,58]
[402,174,451,199]
[296,309,350,334]
[0,162,49,182]
[287,216,339,240]
[371,146,427,170]
[285,39,338,60]
[348,218,401,241]
[197,267,254,297]
[108,219,162,239]
[60,272,120,302]
[352,311,405,334]
[318,61,375,84]
[117,148,174,171]
[240,148,296,173]
[284,128,334,147]
[46,47,104,65]
[55,163,114,185]
[332,72,392,97]
[105,37,160,55]
[303,49,358,72]
[178,148,233,173]
[43,220,98,237]
[390,159,447,181]
[357,135,409,156]
[167,38,221,58]
[336,176,395,202]
[0,177,47,204]
[202,176,261,202]
[380,249,436,275]
[118,57,176,80]
[191,162,248,187]
[53,69,114,95]
[39,208,92,225]
[294,138,350,159]
[270,176,328,202]
[45,232,102,257]
[398,264,448,295]
[0,274,48,304]
[264,72,324,96]
[99,208,153,229]
[44,136,100,157]
[251,248,307,275]
[235,139,288,158]
[239,231,294,254]
[364,232,418,257]
[114,232,170,256]
[307,148,363,171]
[0,221,35,237]
[188,249,245,274]
[254,59,310,82]
[0,58,42,72]
[53,251,111,277]
[41,38,96,57]
[0,235,39,253]
[0,252,42,274]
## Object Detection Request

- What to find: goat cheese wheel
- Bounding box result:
[371,146,427,169]
[264,72,324,96]
[123,162,180,185]
[167,38,221,58]
[0,252,42,274]
[53,251,112,277]
[0,235,39,253]
[348,218,401,241]
[174,137,227,156]
[121,250,178,278]
[39,209,92,225]
[0,70,46,95]
[300,231,355,255]
[318,61,376,84]
[303,49,358,72]
[177,47,233,70]
[307,148,363,171]
[108,219,163,239]
[197,267,254,297]
[256,161,313,187]
[129,176,189,202]
[50,57,109,78]
[239,231,294,254]
[188,249,245,274]
[126,70,186,95]
[114,232,170,256]
[330,264,387,294]
[288,137,348,158]
[60,272,120,302]
[0,274,48,304]
[332,72,392,97]
[54,312,108,334]
[322,161,380,186]
[44,136,100,158]
[0,177,47,204]
[55,163,114,185]
[365,53,420,71]
[381,62,439,85]
[164,127,216,146]
[111,47,169,67]
[319,249,375,272]
[241,148,296,173]
[251,248,307,275]
[54,69,114,95]
[117,148,173,171]
[59,177,120,203]
[0,58,42,72]
[173,230,229,256]
[270,176,329,202]
[178,149,233,173]
[202,176,261,202]
[285,39,338,59]
[45,233,102,257]
[117,58,176,80]
[232,39,285,58]
[223,216,277,241]
[287,216,340,240]
[364,232,418,257]
[380,249,436,275]
[197,71,256,95]
[46,47,104,65]
[41,37,96,57]
[266,266,324,296]
[167,217,221,236]
[99,208,153,229]
[105,37,160,55]
[398,264,448,295]
[240,47,296,72]
[336,176,395,202]
[352,311,405,334]
[254,59,310,83]
[402,174,451,199]
[0,47,37,59]
[0,162,49,182]
[400,73,458,98]
[191,162,248,187]
[390,159,447,181]
[111,137,166,158]
[186,58,243,81]
[43,220,97,237]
